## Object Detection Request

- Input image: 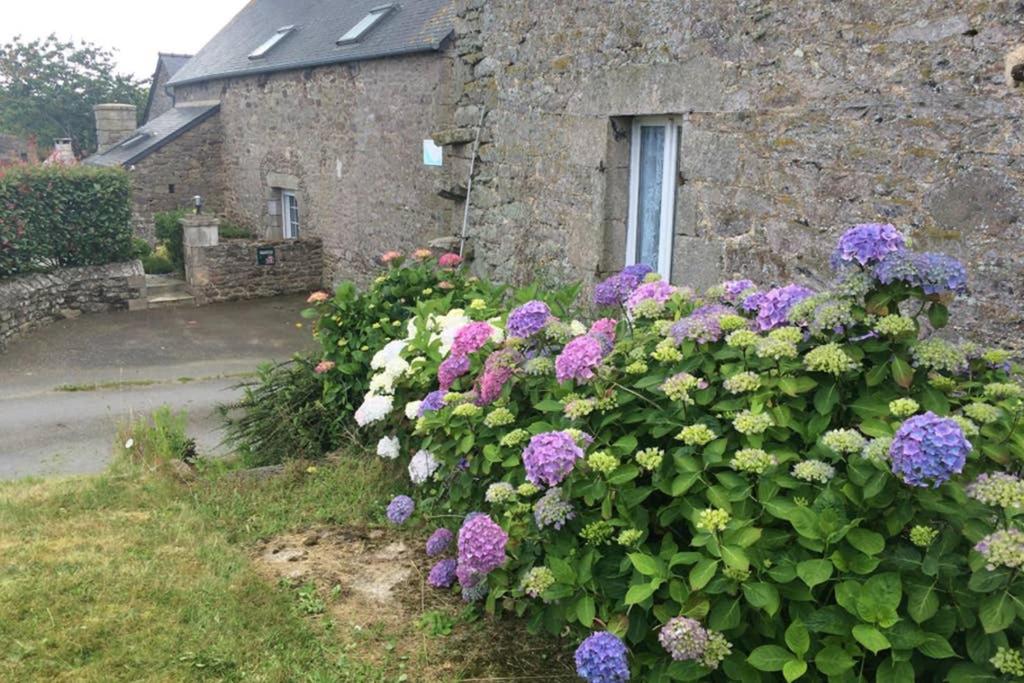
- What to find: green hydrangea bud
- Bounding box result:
[636,447,664,471]
[726,329,760,348]
[991,647,1024,677]
[792,459,835,484]
[888,398,919,418]
[821,429,867,454]
[587,450,619,476]
[730,448,777,475]
[485,482,517,504]
[500,429,530,447]
[982,348,1012,365]
[697,507,730,533]
[951,415,979,437]
[874,314,916,337]
[452,403,482,418]
[755,337,798,360]
[521,566,556,599]
[804,342,859,375]
[985,382,1023,400]
[733,410,774,435]
[517,482,540,497]
[911,338,967,375]
[580,520,615,545]
[723,371,762,394]
[563,397,598,420]
[909,525,939,548]
[723,566,750,582]
[718,314,749,332]
[625,360,649,375]
[768,326,804,345]
[484,407,515,428]
[701,631,733,671]
[523,356,554,376]
[861,437,893,464]
[617,528,644,546]
[632,298,666,319]
[676,423,717,446]
[964,402,1002,424]
[651,338,684,362]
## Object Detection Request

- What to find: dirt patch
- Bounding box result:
[254,525,576,681]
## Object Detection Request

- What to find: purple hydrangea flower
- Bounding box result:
[659,617,708,661]
[418,389,447,416]
[450,321,496,357]
[589,318,618,353]
[533,486,575,529]
[425,528,454,557]
[625,280,676,313]
[889,411,971,487]
[574,631,630,683]
[831,223,906,268]
[457,513,508,576]
[386,495,415,524]
[427,559,458,588]
[555,335,605,384]
[875,251,968,297]
[721,279,756,304]
[750,284,814,331]
[593,264,653,307]
[741,291,765,313]
[522,431,584,487]
[460,576,490,603]
[506,300,551,338]
[438,353,471,391]
[670,304,737,344]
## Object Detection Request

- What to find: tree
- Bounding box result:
[0,35,146,157]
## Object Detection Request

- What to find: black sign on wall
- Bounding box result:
[256,246,276,265]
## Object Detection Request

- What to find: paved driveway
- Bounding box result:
[0,295,316,479]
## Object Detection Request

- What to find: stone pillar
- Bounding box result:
[182,214,220,291]
[93,103,138,153]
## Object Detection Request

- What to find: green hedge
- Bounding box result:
[0,165,134,277]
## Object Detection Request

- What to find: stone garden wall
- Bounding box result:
[184,237,324,305]
[0,260,145,351]
[448,0,1024,349]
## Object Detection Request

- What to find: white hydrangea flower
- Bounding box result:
[570,320,587,336]
[355,394,393,426]
[405,401,423,420]
[376,436,400,459]
[409,449,440,484]
[382,356,410,379]
[370,339,407,370]
[486,318,506,344]
[369,372,396,396]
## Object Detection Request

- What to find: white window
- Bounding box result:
[337,5,394,44]
[282,191,299,239]
[249,26,295,59]
[625,117,679,280]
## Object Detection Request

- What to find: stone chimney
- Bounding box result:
[93,103,138,153]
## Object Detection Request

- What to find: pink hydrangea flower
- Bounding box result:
[555,335,605,384]
[450,322,496,357]
[314,360,336,374]
[413,248,433,260]
[475,348,520,405]
[438,252,463,268]
[306,291,329,303]
[457,513,508,576]
[625,280,677,313]
[380,250,403,264]
[438,353,471,391]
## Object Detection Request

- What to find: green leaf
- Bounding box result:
[815,645,855,676]
[720,545,749,572]
[796,559,833,588]
[927,302,949,329]
[576,595,595,628]
[689,559,717,591]
[813,382,840,415]
[779,376,817,396]
[628,553,664,578]
[747,645,792,672]
[918,633,956,659]
[891,356,915,389]
[785,621,810,657]
[846,528,885,556]
[709,597,742,631]
[782,660,807,682]
[875,658,914,683]
[906,582,939,624]
[856,572,902,626]
[624,580,658,606]
[548,556,576,585]
[852,624,891,653]
[979,592,1015,634]
[946,663,999,682]
[534,399,564,412]
[670,472,699,496]
[743,582,781,617]
[607,464,639,485]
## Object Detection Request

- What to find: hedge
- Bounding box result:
[0,164,134,277]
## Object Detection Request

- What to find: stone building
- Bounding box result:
[87,0,457,283]
[141,53,193,124]
[0,134,31,165]
[440,0,1024,348]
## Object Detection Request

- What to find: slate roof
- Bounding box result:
[142,53,194,123]
[85,103,220,168]
[167,0,455,88]
[159,53,193,77]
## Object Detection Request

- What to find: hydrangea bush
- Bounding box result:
[324,224,1024,681]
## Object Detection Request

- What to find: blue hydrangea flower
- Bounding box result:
[418,389,447,416]
[386,495,415,524]
[574,631,630,683]
[593,264,652,307]
[831,223,906,268]
[874,251,968,296]
[506,300,551,338]
[425,528,453,557]
[427,559,458,588]
[889,412,970,487]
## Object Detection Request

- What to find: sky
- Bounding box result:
[1,0,245,80]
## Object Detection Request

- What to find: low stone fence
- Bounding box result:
[183,218,323,304]
[0,260,145,351]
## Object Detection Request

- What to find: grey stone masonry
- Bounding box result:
[185,234,324,305]
[0,261,146,352]
[448,0,1024,350]
[94,104,138,154]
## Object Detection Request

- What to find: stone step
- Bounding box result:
[146,293,196,309]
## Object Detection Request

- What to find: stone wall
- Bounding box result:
[185,237,324,305]
[449,1,1024,348]
[129,113,226,242]
[0,260,145,351]
[174,51,458,286]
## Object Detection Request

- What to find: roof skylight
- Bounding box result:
[337,5,394,45]
[249,25,295,59]
[119,133,150,149]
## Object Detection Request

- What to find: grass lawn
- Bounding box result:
[0,454,572,682]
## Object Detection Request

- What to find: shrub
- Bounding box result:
[218,356,343,467]
[218,220,252,239]
[142,253,174,274]
[117,406,192,468]
[153,209,185,271]
[0,164,133,277]
[130,237,152,259]
[333,225,1024,681]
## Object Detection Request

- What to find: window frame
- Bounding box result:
[281,191,299,239]
[249,26,295,60]
[625,116,679,281]
[337,5,395,45]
